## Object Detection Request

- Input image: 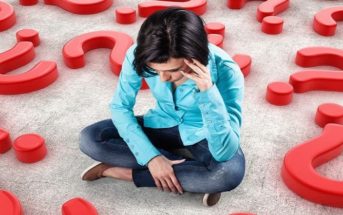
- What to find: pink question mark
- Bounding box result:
[138,0,207,17]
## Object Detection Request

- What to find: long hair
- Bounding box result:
[133,7,209,77]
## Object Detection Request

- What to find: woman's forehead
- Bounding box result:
[148,58,185,71]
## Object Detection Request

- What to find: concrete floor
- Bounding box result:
[1,0,343,214]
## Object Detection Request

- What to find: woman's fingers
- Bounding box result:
[180,70,201,82]
[164,177,177,193]
[192,58,208,75]
[184,59,205,78]
[170,174,183,194]
[160,178,170,192]
[154,177,162,191]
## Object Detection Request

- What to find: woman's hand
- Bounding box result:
[147,155,185,194]
[180,58,213,92]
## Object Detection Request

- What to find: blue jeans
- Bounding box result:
[79,116,246,193]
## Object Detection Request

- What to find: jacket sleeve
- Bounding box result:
[194,54,244,162]
[109,53,161,166]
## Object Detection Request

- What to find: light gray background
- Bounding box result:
[1,0,343,214]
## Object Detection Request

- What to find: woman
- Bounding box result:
[79,7,245,207]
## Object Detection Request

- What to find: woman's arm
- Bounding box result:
[109,50,161,166]
[183,55,244,162]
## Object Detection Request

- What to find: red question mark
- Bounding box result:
[227,0,289,20]
[205,22,252,77]
[0,190,23,215]
[62,31,149,89]
[282,123,343,207]
[138,0,207,17]
[315,103,343,128]
[0,1,16,31]
[0,31,59,95]
[227,0,289,34]
[0,128,11,154]
[313,6,343,37]
[20,0,113,15]
[62,197,98,215]
[266,47,343,105]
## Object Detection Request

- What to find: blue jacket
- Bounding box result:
[109,43,244,166]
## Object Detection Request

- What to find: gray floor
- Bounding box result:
[1,0,343,214]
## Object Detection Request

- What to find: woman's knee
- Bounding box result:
[211,155,246,192]
[79,123,100,156]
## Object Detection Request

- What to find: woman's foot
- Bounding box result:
[202,192,221,206]
[102,166,132,181]
[81,162,132,181]
[81,162,111,181]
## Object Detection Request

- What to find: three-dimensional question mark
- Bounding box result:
[266,46,343,105]
[62,198,98,215]
[0,1,16,31]
[204,22,252,77]
[20,0,113,15]
[313,6,343,37]
[226,0,289,20]
[0,29,58,95]
[62,30,149,90]
[0,190,99,214]
[0,190,23,215]
[227,0,289,34]
[282,123,343,207]
[265,46,343,206]
[138,0,207,17]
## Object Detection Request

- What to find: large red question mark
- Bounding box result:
[19,0,113,15]
[0,190,23,215]
[282,123,343,207]
[62,197,98,215]
[266,47,343,105]
[138,0,207,17]
[313,6,343,37]
[0,33,59,95]
[0,1,16,31]
[62,30,149,89]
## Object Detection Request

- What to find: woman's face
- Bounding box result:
[147,58,191,83]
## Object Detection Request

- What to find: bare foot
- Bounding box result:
[102,167,133,181]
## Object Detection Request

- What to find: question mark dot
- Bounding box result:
[261,16,284,35]
[315,103,343,127]
[115,7,136,24]
[266,82,294,105]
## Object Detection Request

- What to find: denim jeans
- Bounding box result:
[79,116,246,193]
